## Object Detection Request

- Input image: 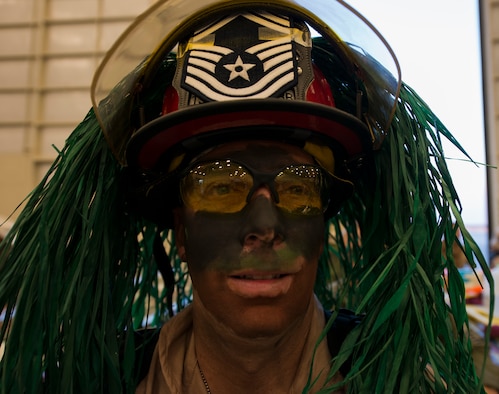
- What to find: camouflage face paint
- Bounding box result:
[179,140,325,274]
[182,195,325,274]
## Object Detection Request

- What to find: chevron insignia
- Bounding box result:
[179,11,310,102]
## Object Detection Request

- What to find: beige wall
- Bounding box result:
[0,0,155,224]
[482,0,499,235]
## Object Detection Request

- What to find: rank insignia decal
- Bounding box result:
[179,12,308,102]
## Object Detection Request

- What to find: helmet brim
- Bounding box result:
[126,98,373,171]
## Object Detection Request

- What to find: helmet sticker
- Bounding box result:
[174,12,312,105]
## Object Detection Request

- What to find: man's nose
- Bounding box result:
[250,185,274,201]
[239,194,284,247]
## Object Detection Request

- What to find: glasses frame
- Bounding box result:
[179,159,332,215]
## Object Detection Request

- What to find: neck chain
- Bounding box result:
[197,362,212,394]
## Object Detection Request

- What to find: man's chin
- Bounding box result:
[223,300,311,339]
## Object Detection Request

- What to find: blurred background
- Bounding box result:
[351,0,490,259]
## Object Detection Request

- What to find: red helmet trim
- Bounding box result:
[130,100,371,170]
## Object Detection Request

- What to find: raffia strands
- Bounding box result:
[0,109,167,393]
[0,53,492,394]
[311,84,492,393]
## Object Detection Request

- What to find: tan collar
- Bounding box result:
[136,297,337,393]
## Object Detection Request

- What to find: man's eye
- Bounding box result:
[281,183,310,196]
[288,185,306,195]
[204,181,248,197]
[205,183,232,196]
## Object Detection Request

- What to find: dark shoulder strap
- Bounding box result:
[132,328,162,384]
[325,308,363,376]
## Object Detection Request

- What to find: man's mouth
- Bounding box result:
[227,272,294,298]
[232,274,288,280]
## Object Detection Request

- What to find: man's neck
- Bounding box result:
[192,295,319,393]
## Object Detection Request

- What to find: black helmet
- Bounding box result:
[91,0,401,225]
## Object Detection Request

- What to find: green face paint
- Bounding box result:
[182,195,325,274]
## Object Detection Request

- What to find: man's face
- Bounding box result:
[174,141,325,338]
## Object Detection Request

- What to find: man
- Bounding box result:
[136,140,339,392]
[0,1,491,393]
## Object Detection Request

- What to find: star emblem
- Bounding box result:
[223,55,256,82]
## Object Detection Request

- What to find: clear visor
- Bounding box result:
[91,0,401,164]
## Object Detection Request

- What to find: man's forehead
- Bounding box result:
[198,140,313,163]
[195,140,315,170]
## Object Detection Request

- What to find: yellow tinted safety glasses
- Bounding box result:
[180,159,330,215]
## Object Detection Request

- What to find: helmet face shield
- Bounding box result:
[91,0,401,167]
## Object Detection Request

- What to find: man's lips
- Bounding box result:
[231,273,287,280]
[226,270,295,298]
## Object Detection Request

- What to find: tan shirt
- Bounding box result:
[136,297,335,393]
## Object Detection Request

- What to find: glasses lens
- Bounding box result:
[180,161,327,215]
[275,166,324,215]
[181,160,251,213]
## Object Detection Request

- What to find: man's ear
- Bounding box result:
[173,207,187,261]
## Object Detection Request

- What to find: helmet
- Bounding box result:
[90,0,401,226]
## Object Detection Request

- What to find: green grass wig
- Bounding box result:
[0,48,492,394]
